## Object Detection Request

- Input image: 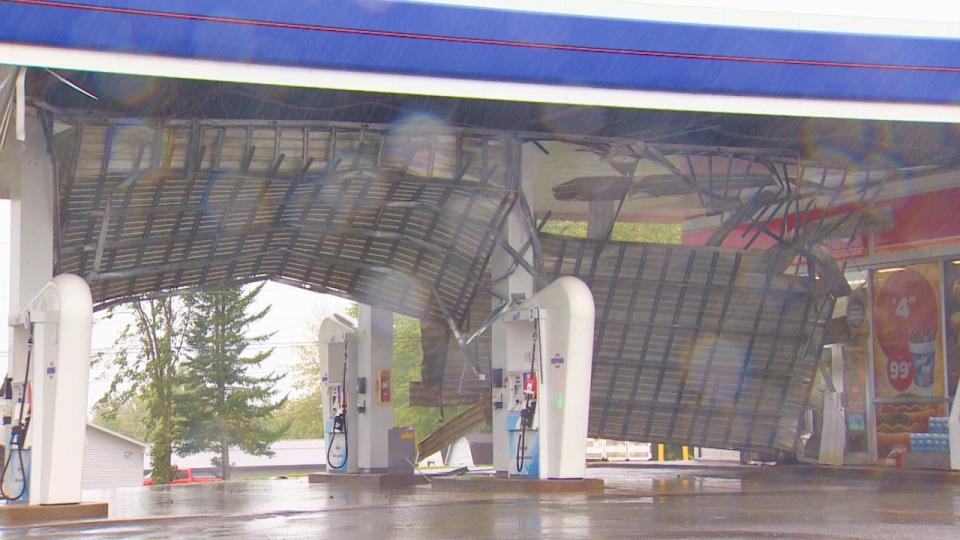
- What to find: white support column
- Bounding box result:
[2,113,54,388]
[490,141,535,474]
[344,337,360,474]
[29,274,93,504]
[356,305,393,472]
[0,113,62,504]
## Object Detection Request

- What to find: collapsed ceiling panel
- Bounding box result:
[48,113,853,453]
[51,117,516,326]
[418,234,839,452]
[414,295,493,408]
[539,234,839,451]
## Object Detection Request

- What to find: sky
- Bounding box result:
[0,200,352,412]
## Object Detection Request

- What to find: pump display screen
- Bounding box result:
[523,372,538,398]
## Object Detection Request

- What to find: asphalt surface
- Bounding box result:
[3,465,960,539]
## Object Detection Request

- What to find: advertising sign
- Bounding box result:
[875,402,946,459]
[872,263,944,399]
[377,369,392,404]
[842,345,869,453]
[845,287,868,337]
[943,260,960,397]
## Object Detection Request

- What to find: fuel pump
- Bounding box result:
[514,319,540,474]
[1,274,92,506]
[325,343,349,470]
[319,315,360,474]
[494,277,595,480]
[505,311,542,477]
[1,324,33,503]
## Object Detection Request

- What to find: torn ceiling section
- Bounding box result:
[52,117,516,327]
[42,105,912,454]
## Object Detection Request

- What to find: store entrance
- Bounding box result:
[832,345,873,465]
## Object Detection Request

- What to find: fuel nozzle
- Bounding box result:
[2,376,12,425]
[520,399,537,428]
[332,408,346,433]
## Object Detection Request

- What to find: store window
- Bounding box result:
[871,262,948,463]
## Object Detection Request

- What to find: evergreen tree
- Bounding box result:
[177,284,288,480]
[94,299,190,484]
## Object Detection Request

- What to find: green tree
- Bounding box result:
[270,390,324,438]
[275,306,468,443]
[177,284,288,480]
[610,222,680,244]
[391,314,471,440]
[540,219,588,238]
[94,299,189,484]
[266,310,326,439]
[91,395,149,442]
[266,334,325,439]
[541,219,680,244]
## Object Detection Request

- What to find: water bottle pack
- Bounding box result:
[910,432,950,453]
[928,417,949,435]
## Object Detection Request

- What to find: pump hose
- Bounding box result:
[1,324,34,501]
[326,430,347,470]
[516,317,540,473]
[515,422,526,473]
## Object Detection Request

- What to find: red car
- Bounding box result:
[143,467,223,486]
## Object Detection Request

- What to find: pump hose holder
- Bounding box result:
[1,324,34,501]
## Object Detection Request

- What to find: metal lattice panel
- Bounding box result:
[413,293,493,407]
[53,119,516,325]
[540,234,837,451]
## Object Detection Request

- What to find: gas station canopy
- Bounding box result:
[5,0,960,458]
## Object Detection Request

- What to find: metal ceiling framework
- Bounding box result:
[50,116,517,326]
[555,142,926,231]
[418,227,847,451]
[540,235,840,451]
[413,141,892,452]
[413,296,493,408]
[27,70,960,173]
[416,230,844,451]
[46,111,889,453]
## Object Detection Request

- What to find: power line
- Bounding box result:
[89,341,318,355]
[6,336,426,357]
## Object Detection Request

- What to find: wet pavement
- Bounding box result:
[3,465,960,538]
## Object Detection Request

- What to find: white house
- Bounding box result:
[154,439,327,479]
[82,424,147,489]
